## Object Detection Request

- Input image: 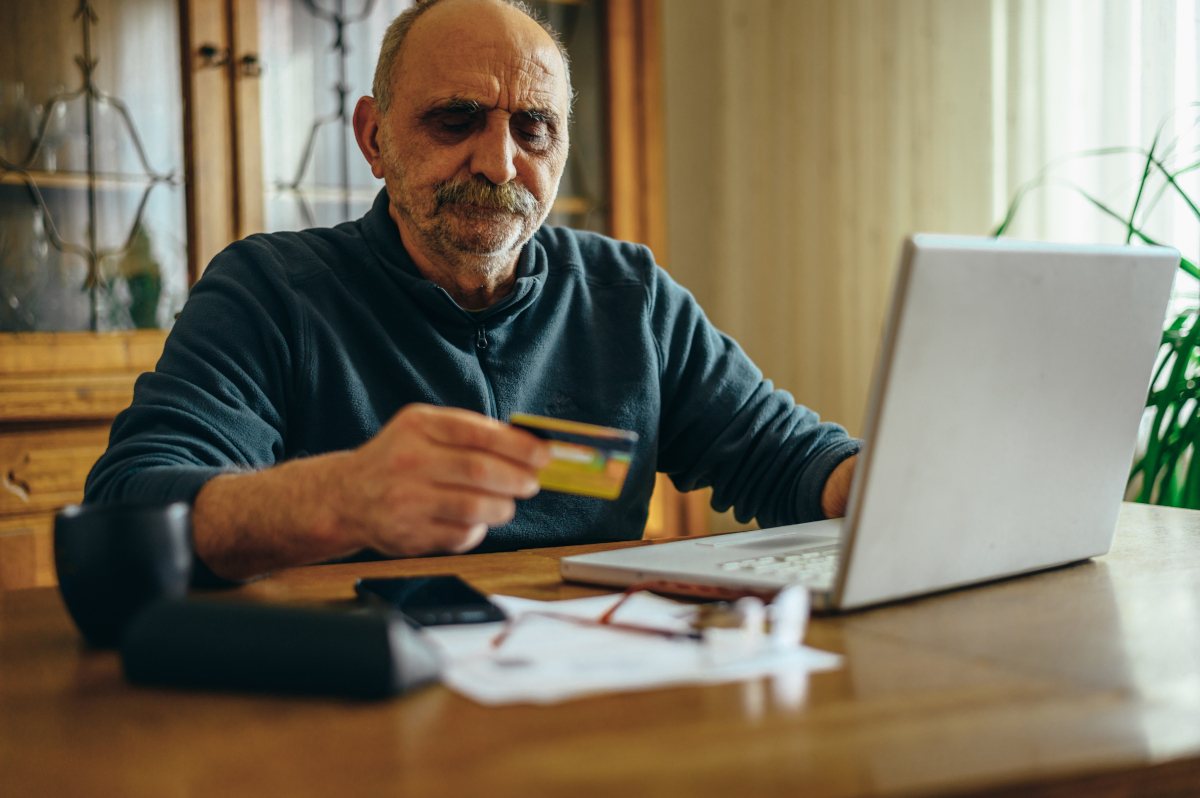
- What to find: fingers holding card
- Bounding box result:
[508,414,639,500]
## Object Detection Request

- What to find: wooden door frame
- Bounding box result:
[178,0,263,284]
[604,0,668,264]
[604,0,708,537]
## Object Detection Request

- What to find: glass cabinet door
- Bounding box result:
[255,0,607,235]
[0,0,188,331]
[257,0,411,232]
[533,0,608,235]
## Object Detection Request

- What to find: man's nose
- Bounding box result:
[469,114,519,186]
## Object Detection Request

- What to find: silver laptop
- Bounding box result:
[562,234,1179,611]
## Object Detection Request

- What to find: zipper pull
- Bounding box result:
[476,326,489,349]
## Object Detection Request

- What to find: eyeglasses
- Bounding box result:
[490,580,810,654]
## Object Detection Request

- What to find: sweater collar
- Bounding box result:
[359,188,546,324]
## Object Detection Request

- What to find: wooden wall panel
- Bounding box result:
[660,0,994,533]
[606,0,707,538]
[605,0,640,246]
[657,1,993,535]
[605,0,668,262]
[662,0,994,439]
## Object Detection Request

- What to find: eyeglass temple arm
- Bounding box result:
[597,580,778,625]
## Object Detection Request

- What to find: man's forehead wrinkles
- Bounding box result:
[434,62,561,97]
[415,68,565,116]
[510,49,560,79]
[405,41,568,108]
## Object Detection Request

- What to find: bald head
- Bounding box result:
[352,0,573,308]
[372,0,573,115]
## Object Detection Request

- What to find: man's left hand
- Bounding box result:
[821,455,858,518]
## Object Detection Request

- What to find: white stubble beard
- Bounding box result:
[382,144,559,281]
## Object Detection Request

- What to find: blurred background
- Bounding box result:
[1,0,1197,585]
[666,0,1199,439]
[662,1,1200,531]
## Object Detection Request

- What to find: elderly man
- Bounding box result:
[85,0,859,582]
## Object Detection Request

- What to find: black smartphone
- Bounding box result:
[354,575,506,626]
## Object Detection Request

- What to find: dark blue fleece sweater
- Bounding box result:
[85,189,860,552]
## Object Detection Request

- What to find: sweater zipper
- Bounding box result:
[474,323,498,418]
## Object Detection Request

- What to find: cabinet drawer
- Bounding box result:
[0,426,111,518]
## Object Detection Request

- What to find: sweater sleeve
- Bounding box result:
[84,236,303,509]
[648,259,861,527]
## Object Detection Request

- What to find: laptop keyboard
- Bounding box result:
[718,544,840,586]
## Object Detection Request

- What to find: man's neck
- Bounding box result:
[389,203,519,311]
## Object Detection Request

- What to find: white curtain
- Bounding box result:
[995,0,1200,310]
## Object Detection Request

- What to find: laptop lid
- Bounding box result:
[833,235,1178,609]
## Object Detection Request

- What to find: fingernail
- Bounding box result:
[524,478,541,495]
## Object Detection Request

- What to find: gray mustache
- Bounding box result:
[434,178,537,216]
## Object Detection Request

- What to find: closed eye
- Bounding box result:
[513,110,557,150]
[515,120,548,140]
[422,99,485,137]
[437,111,481,133]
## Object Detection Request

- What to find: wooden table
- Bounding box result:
[4,502,1200,797]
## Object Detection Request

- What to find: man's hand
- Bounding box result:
[334,404,550,557]
[192,404,551,580]
[820,455,858,519]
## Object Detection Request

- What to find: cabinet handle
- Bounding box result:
[239,53,262,78]
[197,43,230,69]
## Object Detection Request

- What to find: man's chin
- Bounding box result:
[434,218,529,258]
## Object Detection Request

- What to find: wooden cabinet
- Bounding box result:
[0,331,167,588]
[0,0,699,589]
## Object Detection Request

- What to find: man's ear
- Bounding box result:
[353,96,386,179]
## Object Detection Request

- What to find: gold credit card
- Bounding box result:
[509,413,639,500]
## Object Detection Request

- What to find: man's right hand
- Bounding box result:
[191,404,552,581]
[334,404,550,557]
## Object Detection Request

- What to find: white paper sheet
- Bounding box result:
[423,592,843,706]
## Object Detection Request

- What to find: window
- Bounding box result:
[0,0,187,331]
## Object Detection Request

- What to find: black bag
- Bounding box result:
[121,599,441,698]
